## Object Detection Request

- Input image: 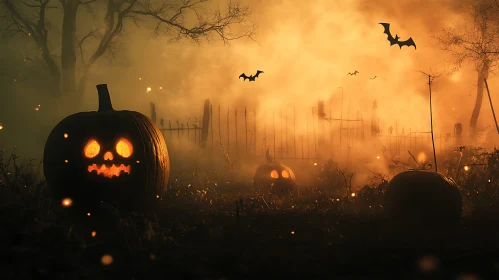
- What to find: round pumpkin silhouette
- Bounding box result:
[253,149,297,195]
[43,84,170,212]
[384,170,462,236]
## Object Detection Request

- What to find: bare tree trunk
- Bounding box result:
[470,62,490,138]
[60,0,79,95]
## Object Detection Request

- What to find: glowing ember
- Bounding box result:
[63,133,68,138]
[87,212,91,216]
[64,160,68,163]
[450,71,461,82]
[291,231,295,235]
[0,124,3,130]
[136,160,140,163]
[313,162,318,166]
[464,165,469,171]
[35,107,39,111]
[91,231,97,237]
[138,77,142,80]
[351,193,356,197]
[88,164,131,178]
[417,152,427,164]
[376,156,380,159]
[101,254,113,265]
[489,179,491,183]
[156,195,160,198]
[146,87,152,92]
[418,255,439,272]
[159,87,163,90]
[62,198,72,207]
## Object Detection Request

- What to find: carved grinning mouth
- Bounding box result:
[87,164,131,178]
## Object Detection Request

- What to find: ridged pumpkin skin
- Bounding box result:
[43,84,170,212]
[253,163,297,195]
[384,171,462,231]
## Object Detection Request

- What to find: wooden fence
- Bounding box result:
[154,103,458,163]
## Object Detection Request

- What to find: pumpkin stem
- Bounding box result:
[96,84,114,112]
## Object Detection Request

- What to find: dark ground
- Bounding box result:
[2,149,499,279]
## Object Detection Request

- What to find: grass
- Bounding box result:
[1,147,499,279]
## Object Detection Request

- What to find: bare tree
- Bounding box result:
[0,0,256,99]
[434,0,499,139]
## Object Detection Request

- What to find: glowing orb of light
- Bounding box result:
[101,254,113,265]
[417,152,427,164]
[146,87,152,92]
[464,165,469,171]
[450,71,461,82]
[351,192,356,197]
[61,198,73,207]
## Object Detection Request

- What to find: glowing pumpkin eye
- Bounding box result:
[270,170,279,179]
[84,140,100,158]
[282,170,290,178]
[116,138,133,158]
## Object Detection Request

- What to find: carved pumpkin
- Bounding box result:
[43,84,170,212]
[384,171,462,237]
[253,149,297,195]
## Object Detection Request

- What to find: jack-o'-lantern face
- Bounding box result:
[84,138,133,178]
[270,169,290,179]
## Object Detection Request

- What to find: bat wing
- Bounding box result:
[254,70,264,78]
[398,37,416,49]
[347,73,353,75]
[379,22,396,44]
[239,73,248,80]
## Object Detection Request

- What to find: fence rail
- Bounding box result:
[155,102,460,163]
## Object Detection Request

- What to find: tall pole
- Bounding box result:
[420,71,439,173]
[484,78,499,134]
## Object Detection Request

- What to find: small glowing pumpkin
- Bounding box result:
[253,162,297,195]
[43,84,170,212]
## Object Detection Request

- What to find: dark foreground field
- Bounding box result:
[2,151,499,279]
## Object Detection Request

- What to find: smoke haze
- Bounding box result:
[1,0,499,186]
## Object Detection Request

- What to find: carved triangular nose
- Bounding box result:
[104,151,114,161]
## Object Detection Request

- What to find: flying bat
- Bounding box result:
[370,76,377,80]
[379,23,416,49]
[239,70,264,82]
[347,71,359,76]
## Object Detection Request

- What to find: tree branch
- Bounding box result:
[86,0,137,65]
[130,0,256,44]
